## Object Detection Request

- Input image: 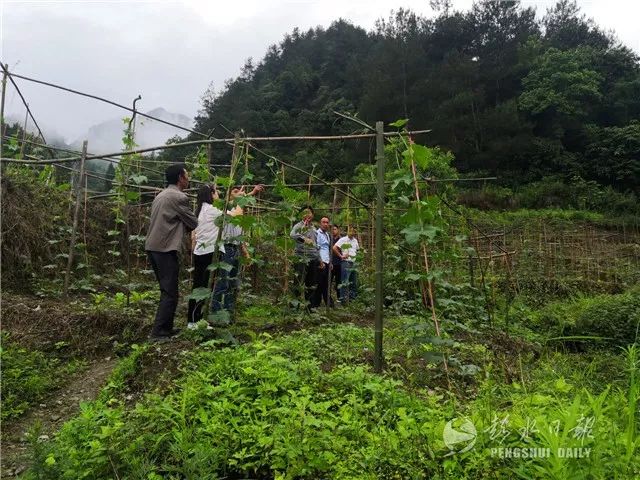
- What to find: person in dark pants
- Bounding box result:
[290,206,322,310]
[333,227,360,303]
[314,216,332,308]
[187,184,222,327]
[211,185,263,323]
[330,224,342,300]
[145,164,198,341]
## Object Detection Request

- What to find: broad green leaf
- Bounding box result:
[389,118,409,128]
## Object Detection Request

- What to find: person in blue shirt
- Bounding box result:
[313,216,333,307]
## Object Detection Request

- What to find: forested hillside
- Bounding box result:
[193,0,639,193]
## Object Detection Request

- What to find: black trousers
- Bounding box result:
[147,250,179,336]
[187,252,214,324]
[331,262,341,298]
[314,262,331,307]
[294,258,319,308]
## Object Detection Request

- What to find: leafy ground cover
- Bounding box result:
[0,334,86,422]
[19,289,639,480]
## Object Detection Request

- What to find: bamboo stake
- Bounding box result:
[281,165,289,295]
[406,144,451,386]
[409,158,441,335]
[0,63,7,162]
[83,169,89,271]
[374,121,385,373]
[203,138,241,321]
[63,140,87,297]
[10,130,433,164]
[19,109,28,159]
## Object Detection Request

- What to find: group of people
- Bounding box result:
[144,163,360,341]
[290,206,360,311]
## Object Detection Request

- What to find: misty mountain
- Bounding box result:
[4,113,69,148]
[72,107,192,154]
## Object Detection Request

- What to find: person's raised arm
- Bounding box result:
[248,184,264,196]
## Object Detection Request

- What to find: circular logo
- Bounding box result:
[443,417,477,455]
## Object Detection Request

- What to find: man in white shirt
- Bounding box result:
[332,227,360,302]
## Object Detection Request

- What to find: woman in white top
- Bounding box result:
[187,184,222,326]
[333,227,360,302]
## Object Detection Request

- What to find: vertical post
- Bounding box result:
[19,109,28,159]
[0,64,8,161]
[282,165,289,294]
[204,138,240,320]
[63,140,88,298]
[207,143,213,175]
[374,121,385,373]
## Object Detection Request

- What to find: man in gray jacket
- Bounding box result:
[290,206,323,310]
[145,164,198,340]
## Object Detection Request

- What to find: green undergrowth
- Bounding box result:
[530,287,640,347]
[0,333,86,422]
[26,316,639,479]
[465,207,602,229]
[98,343,149,402]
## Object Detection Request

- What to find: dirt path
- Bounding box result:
[1,356,118,478]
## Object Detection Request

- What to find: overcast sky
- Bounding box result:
[1,0,638,143]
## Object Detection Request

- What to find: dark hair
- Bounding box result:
[298,205,314,215]
[165,163,186,185]
[195,184,215,217]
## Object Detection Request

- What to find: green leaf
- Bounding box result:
[402,144,432,170]
[228,214,256,230]
[186,287,211,302]
[405,273,424,281]
[389,118,408,128]
[129,174,148,185]
[207,261,233,272]
[400,224,440,244]
[421,336,455,346]
[233,195,256,208]
[216,176,232,187]
[421,351,444,364]
[208,310,231,326]
[125,191,140,202]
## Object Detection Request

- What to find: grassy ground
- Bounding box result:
[6,289,637,479]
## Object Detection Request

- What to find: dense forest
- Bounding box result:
[189,0,639,195]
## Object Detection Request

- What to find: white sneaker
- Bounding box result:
[187,322,198,330]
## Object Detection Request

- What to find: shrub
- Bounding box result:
[568,290,640,346]
[533,288,640,346]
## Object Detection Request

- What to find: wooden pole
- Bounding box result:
[0,64,8,161]
[19,109,28,159]
[409,156,441,336]
[20,130,433,164]
[204,138,240,320]
[282,165,289,294]
[63,140,88,297]
[374,121,385,373]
